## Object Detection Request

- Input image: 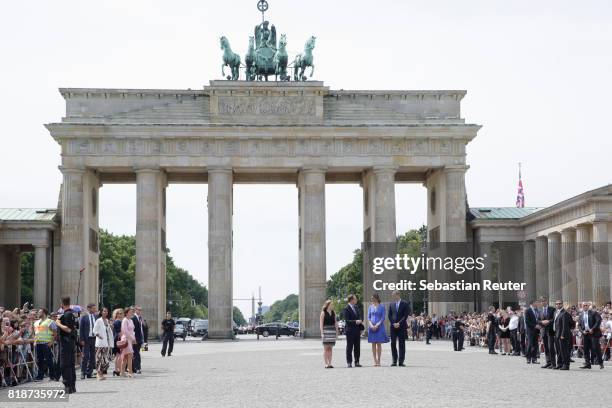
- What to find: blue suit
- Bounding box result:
[79,313,97,377]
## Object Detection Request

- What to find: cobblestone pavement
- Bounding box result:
[2,336,610,408]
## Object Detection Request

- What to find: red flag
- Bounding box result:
[516,164,525,208]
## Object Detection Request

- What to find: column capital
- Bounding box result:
[300,166,327,175]
[443,164,470,173]
[33,244,49,249]
[547,231,561,241]
[371,165,398,175]
[207,166,233,174]
[58,165,85,175]
[133,166,162,174]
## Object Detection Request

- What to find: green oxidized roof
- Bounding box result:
[469,207,542,220]
[0,208,57,222]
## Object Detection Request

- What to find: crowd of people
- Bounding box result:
[320,292,612,370]
[0,296,151,394]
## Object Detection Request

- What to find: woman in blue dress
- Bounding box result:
[367,293,388,366]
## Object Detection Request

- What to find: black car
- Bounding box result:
[255,322,299,338]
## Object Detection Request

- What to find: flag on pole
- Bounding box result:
[516,163,525,208]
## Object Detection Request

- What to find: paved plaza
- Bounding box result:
[2,336,610,408]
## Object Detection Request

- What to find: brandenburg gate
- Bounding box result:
[45,80,480,338]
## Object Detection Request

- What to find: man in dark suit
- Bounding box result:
[553,300,572,370]
[343,294,363,368]
[132,305,145,374]
[579,302,604,369]
[518,310,526,356]
[486,306,498,355]
[78,303,98,379]
[524,299,540,364]
[539,296,556,368]
[388,290,409,366]
[452,316,465,351]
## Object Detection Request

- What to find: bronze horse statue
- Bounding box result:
[220,36,241,80]
[293,36,316,81]
[274,34,289,81]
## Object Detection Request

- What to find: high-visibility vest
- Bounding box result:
[34,318,54,343]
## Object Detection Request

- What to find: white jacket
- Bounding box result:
[93,317,114,348]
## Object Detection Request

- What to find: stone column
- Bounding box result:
[547,232,562,302]
[0,248,6,305]
[60,167,85,302]
[33,245,48,309]
[592,221,610,306]
[60,167,99,305]
[561,229,577,305]
[207,167,233,339]
[575,225,592,303]
[523,240,536,304]
[362,166,397,321]
[0,247,22,308]
[535,236,549,299]
[298,167,327,338]
[442,165,469,313]
[135,168,167,339]
[444,165,468,242]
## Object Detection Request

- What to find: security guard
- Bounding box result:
[452,317,465,351]
[33,308,56,380]
[55,296,77,394]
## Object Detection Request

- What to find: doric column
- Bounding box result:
[135,168,167,339]
[547,232,562,301]
[523,240,536,303]
[33,245,48,309]
[561,229,577,305]
[298,167,327,338]
[535,236,549,299]
[0,247,20,307]
[362,166,397,320]
[444,165,468,242]
[592,221,610,306]
[60,167,85,303]
[575,225,592,303]
[207,167,233,339]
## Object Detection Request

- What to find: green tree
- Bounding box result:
[233,306,246,326]
[20,253,34,305]
[99,230,136,309]
[263,294,298,323]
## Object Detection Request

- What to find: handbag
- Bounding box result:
[116,335,128,350]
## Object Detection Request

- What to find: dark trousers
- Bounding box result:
[452,330,464,350]
[509,329,519,354]
[161,332,174,356]
[390,327,406,363]
[425,329,432,344]
[542,331,556,365]
[345,332,360,364]
[525,331,538,361]
[487,331,496,353]
[583,335,603,366]
[81,337,95,376]
[133,343,141,371]
[519,331,526,355]
[555,337,571,368]
[35,344,53,380]
[59,337,76,389]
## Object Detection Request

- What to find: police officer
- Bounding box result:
[425,319,433,344]
[33,308,56,381]
[452,317,465,351]
[55,296,77,394]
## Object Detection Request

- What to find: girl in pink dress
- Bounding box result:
[119,307,136,377]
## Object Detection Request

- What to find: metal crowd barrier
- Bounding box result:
[0,343,38,387]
